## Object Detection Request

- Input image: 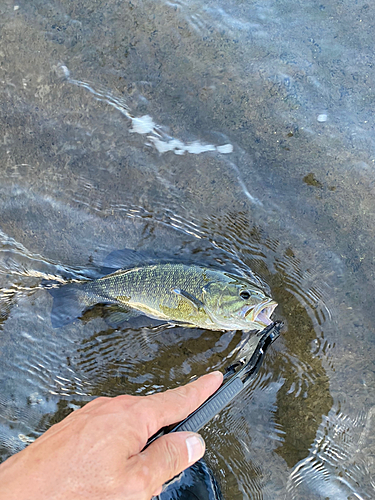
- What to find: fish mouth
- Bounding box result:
[243,299,278,326]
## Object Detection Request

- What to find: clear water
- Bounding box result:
[1,0,375,498]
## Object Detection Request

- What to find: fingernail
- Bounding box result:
[211,370,223,379]
[186,434,205,464]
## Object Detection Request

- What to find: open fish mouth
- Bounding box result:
[243,299,278,326]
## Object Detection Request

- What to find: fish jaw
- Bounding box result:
[205,299,278,332]
[243,299,278,327]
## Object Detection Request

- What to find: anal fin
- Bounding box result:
[103,305,141,328]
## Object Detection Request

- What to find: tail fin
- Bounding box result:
[48,282,94,328]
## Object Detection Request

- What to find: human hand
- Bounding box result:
[0,371,223,500]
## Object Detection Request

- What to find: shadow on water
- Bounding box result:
[271,285,332,468]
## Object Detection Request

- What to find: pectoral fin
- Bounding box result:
[171,288,205,311]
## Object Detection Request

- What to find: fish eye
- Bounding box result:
[240,290,251,300]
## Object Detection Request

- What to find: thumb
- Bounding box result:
[128,431,205,498]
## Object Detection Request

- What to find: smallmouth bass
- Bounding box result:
[50,263,277,331]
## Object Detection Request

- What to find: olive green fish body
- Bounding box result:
[50,263,277,331]
[82,264,221,329]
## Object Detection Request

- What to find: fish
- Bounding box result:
[49,261,277,331]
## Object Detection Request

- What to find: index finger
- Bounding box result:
[125,371,223,443]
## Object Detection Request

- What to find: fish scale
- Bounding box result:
[85,264,215,326]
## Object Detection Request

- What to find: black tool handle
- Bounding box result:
[172,376,244,433]
[144,322,282,450]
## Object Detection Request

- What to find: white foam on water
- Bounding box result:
[57,65,233,157]
[130,115,156,134]
[217,144,233,154]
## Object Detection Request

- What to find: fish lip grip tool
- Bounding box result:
[145,321,283,447]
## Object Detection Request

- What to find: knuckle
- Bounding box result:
[93,396,109,404]
[80,396,109,412]
[163,438,183,475]
[116,394,139,409]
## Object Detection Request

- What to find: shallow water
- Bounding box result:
[1,0,375,498]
